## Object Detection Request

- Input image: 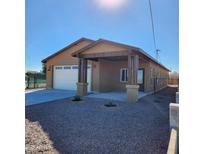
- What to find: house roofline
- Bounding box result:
[41,37,94,63]
[72,38,170,72]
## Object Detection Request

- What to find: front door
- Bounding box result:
[137,68,144,91]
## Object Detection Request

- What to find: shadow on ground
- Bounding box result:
[26,86,177,154]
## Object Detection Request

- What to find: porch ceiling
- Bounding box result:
[76,49,148,62]
[92,56,128,61]
[79,49,145,62]
[86,54,147,62]
[79,50,137,60]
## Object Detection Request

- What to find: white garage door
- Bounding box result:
[53,65,92,91]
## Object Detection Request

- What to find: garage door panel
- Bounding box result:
[53,65,91,91]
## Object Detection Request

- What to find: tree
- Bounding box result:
[41,63,46,74]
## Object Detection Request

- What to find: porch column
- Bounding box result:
[77,58,88,96]
[126,54,139,102]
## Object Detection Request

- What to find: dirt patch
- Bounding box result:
[25,119,59,154]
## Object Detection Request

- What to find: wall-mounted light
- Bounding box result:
[47,65,51,71]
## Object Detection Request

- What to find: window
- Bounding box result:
[55,66,62,70]
[120,68,144,84]
[64,66,71,69]
[137,69,144,84]
[120,68,128,82]
[72,66,79,69]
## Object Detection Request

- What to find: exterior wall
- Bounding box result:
[145,62,169,92]
[92,59,147,92]
[99,59,127,92]
[141,60,150,92]
[44,40,92,88]
[156,64,169,91]
[91,61,100,91]
[144,62,154,92]
[92,58,169,93]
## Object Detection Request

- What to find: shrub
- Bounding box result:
[104,102,117,107]
[72,95,82,101]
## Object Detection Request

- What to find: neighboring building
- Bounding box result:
[169,71,179,85]
[42,38,170,101]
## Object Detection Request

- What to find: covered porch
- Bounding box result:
[71,39,156,102]
[74,50,143,102]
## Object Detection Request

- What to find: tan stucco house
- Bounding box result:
[42,38,170,102]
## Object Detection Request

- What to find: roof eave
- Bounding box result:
[41,37,94,63]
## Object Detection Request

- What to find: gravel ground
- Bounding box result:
[25,119,58,154]
[26,86,177,154]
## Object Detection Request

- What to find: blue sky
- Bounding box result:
[26,0,178,72]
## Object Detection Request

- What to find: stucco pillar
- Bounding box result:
[77,58,88,96]
[176,92,179,104]
[126,54,139,102]
[169,103,179,130]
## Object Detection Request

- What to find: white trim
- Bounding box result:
[120,68,144,84]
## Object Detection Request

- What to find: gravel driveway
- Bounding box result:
[26,86,177,154]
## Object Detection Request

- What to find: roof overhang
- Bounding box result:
[72,39,170,72]
[41,37,94,63]
[41,37,170,72]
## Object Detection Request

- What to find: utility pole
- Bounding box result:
[148,0,161,93]
[156,49,160,62]
[148,0,160,62]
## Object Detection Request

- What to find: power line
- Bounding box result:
[148,0,160,61]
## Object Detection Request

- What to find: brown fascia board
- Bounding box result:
[41,37,94,63]
[72,38,170,72]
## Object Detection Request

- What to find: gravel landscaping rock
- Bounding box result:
[26,86,177,154]
[25,119,58,154]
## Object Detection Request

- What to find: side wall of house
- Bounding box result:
[144,62,169,92]
[141,60,150,92]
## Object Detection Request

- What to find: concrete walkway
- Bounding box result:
[86,91,153,102]
[25,89,76,106]
[26,89,152,106]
